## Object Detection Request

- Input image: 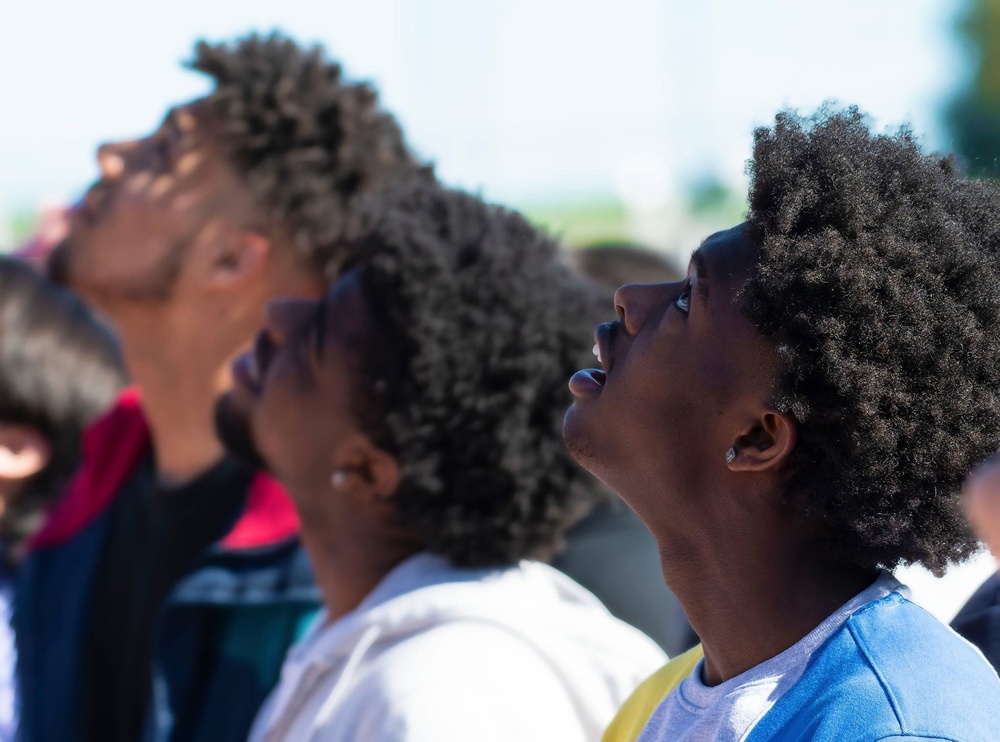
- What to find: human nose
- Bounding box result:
[96,140,138,179]
[265,297,316,345]
[613,283,673,335]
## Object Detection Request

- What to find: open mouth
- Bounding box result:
[569,327,613,397]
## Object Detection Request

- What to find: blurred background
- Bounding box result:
[5,0,994,256]
[2,0,998,618]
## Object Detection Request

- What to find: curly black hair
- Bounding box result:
[190,33,432,276]
[0,258,126,560]
[340,183,606,567]
[742,106,1000,575]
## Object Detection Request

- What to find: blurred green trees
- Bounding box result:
[947,0,1000,177]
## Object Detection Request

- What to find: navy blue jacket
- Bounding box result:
[952,570,1000,674]
[15,390,321,741]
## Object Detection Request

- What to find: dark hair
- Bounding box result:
[570,241,683,291]
[189,33,432,277]
[742,106,1000,575]
[343,183,605,567]
[0,258,126,557]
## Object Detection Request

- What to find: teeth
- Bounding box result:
[593,344,602,364]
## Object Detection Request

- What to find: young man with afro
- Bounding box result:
[562,107,1000,741]
[16,34,427,742]
[215,182,666,742]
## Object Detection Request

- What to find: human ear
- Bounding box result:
[329,434,401,508]
[0,425,52,481]
[726,411,797,473]
[204,231,270,290]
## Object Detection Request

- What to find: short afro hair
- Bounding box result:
[742,106,1000,575]
[190,33,431,275]
[342,183,606,567]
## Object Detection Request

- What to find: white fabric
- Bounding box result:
[249,552,665,742]
[637,572,906,742]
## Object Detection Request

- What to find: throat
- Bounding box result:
[666,536,878,685]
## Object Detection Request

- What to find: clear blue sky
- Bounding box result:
[0,0,966,213]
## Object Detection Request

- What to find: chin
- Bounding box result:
[46,239,70,285]
[214,392,267,471]
[563,403,602,476]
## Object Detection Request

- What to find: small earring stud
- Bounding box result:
[725,447,737,464]
[331,470,348,488]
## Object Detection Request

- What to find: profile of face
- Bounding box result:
[216,270,396,502]
[55,100,252,306]
[563,226,793,531]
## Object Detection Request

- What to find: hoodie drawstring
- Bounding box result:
[311,625,383,733]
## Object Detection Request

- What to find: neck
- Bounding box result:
[119,312,246,486]
[655,505,875,685]
[296,501,420,623]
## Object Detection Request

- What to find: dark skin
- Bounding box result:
[56,101,325,485]
[218,270,422,621]
[564,225,875,685]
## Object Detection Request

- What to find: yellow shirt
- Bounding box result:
[602,644,705,742]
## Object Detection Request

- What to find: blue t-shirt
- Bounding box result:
[747,590,1000,741]
[636,574,1000,741]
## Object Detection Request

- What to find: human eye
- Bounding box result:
[674,282,692,313]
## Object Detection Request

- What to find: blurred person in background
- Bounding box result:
[13,205,69,271]
[568,241,683,291]
[556,241,695,656]
[0,256,126,740]
[16,34,427,742]
[216,182,666,742]
[566,108,1000,742]
[951,451,1000,672]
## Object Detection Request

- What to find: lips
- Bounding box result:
[232,330,277,396]
[594,322,617,378]
[74,183,110,226]
[569,322,617,398]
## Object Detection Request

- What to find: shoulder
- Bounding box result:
[330,623,589,742]
[751,593,1000,741]
[368,620,575,697]
[27,388,149,551]
[951,572,1000,671]
[601,644,704,742]
[953,571,1000,621]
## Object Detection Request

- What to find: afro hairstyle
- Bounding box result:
[190,33,432,276]
[742,106,1000,575]
[340,182,607,567]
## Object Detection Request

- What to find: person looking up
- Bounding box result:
[18,33,427,742]
[216,182,666,742]
[556,241,694,655]
[563,107,1000,742]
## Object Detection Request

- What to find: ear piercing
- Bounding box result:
[331,470,348,488]
[725,447,737,464]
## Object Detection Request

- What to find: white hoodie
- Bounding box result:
[249,553,666,742]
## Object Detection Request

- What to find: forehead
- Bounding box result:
[321,269,375,342]
[692,225,758,286]
[146,99,214,146]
